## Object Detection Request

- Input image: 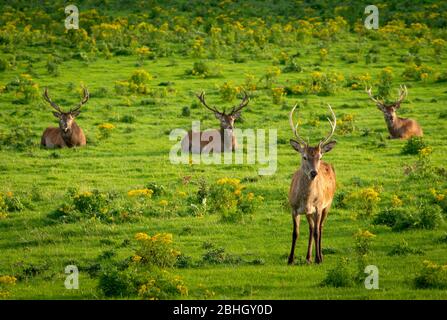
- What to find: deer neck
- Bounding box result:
[220,127,234,151]
[298,165,318,190]
[61,121,79,147]
[384,112,399,134]
[220,127,234,140]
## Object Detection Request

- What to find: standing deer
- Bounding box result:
[41,87,88,148]
[288,104,337,265]
[181,91,249,153]
[366,85,423,139]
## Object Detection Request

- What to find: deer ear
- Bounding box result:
[290,139,305,154]
[53,112,61,118]
[321,141,336,153]
[71,110,80,117]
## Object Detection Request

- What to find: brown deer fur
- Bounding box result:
[367,85,423,139]
[41,87,88,149]
[287,104,337,265]
[181,92,249,153]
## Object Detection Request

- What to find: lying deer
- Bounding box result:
[288,104,337,265]
[181,91,249,153]
[41,87,88,148]
[366,85,423,139]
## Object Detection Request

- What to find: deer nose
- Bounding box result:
[310,170,318,179]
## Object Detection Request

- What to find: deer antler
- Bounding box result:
[395,84,407,107]
[43,88,62,113]
[229,91,250,115]
[289,103,308,146]
[319,104,337,147]
[71,86,89,113]
[196,91,223,115]
[366,86,385,109]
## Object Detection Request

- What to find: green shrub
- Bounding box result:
[98,266,135,297]
[201,243,242,265]
[207,178,262,222]
[0,275,17,298]
[120,115,136,123]
[181,106,190,117]
[388,239,423,256]
[145,182,166,197]
[282,58,302,73]
[0,124,36,151]
[418,204,443,230]
[185,61,222,78]
[0,58,9,72]
[343,187,380,218]
[137,269,188,299]
[414,260,447,289]
[401,137,427,155]
[133,232,180,268]
[373,204,443,231]
[322,258,355,288]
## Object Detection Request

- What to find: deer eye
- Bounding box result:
[303,156,308,160]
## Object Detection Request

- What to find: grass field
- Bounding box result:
[0,0,447,300]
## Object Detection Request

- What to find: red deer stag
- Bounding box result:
[288,104,337,265]
[366,85,423,139]
[41,87,88,148]
[181,92,249,153]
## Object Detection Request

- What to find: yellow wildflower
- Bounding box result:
[135,232,150,241]
[132,255,142,262]
[0,275,17,285]
[128,189,153,197]
[98,123,115,130]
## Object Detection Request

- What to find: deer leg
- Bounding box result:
[313,212,322,264]
[305,214,315,264]
[288,212,301,265]
[318,207,329,263]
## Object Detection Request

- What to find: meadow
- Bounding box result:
[0,0,447,299]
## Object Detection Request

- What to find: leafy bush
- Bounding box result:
[414,260,447,289]
[50,190,119,222]
[133,232,180,268]
[343,187,381,217]
[208,178,262,222]
[181,106,190,117]
[201,243,242,265]
[309,71,344,96]
[97,231,187,300]
[402,63,433,81]
[0,124,36,151]
[185,61,222,78]
[373,204,443,231]
[137,269,188,300]
[145,182,166,197]
[321,258,355,288]
[282,58,302,73]
[0,275,17,298]
[387,239,423,256]
[401,137,427,155]
[377,67,394,100]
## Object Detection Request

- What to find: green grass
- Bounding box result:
[1,2,447,300]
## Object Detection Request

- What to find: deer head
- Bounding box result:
[43,87,89,133]
[196,91,249,131]
[289,104,337,180]
[366,85,407,122]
